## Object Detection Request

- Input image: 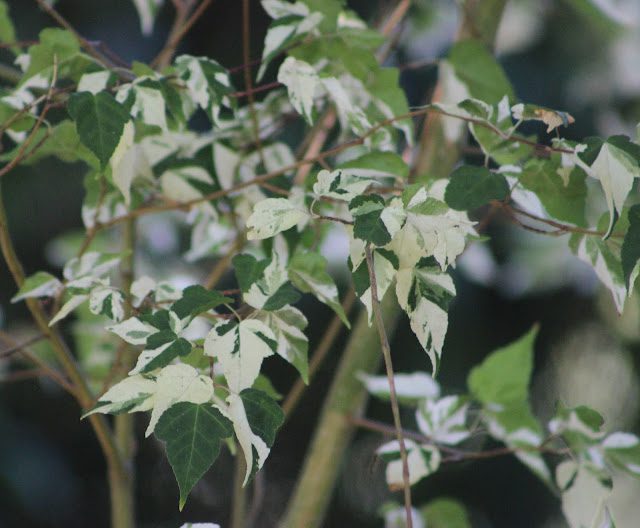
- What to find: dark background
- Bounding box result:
[1,1,640,527]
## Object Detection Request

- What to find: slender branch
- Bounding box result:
[0,333,46,358]
[152,0,213,69]
[34,0,134,80]
[282,289,357,419]
[230,80,283,99]
[365,245,412,525]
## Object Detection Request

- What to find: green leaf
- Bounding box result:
[23,29,80,81]
[68,91,130,169]
[230,388,284,484]
[11,271,62,303]
[468,327,537,405]
[447,39,514,104]
[621,204,640,290]
[468,327,551,484]
[155,402,233,510]
[421,498,472,528]
[0,1,18,56]
[288,251,349,327]
[233,254,269,293]
[338,151,409,179]
[518,160,587,226]
[445,166,509,211]
[350,194,405,246]
[256,306,309,383]
[171,285,232,320]
[204,320,276,392]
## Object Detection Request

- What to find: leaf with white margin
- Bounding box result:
[392,187,476,271]
[350,244,398,322]
[602,432,640,478]
[89,285,125,322]
[226,389,284,486]
[256,306,309,383]
[110,121,152,205]
[160,166,216,217]
[313,168,376,202]
[212,141,240,189]
[395,263,456,374]
[107,316,158,346]
[582,138,640,238]
[11,271,62,302]
[320,76,371,136]
[511,103,574,133]
[179,524,220,528]
[277,57,319,124]
[350,195,406,247]
[129,330,192,375]
[204,319,276,392]
[246,198,309,240]
[416,395,470,445]
[174,55,234,124]
[377,439,441,489]
[132,0,164,35]
[49,294,89,326]
[83,374,155,417]
[359,371,440,405]
[570,232,626,313]
[63,251,122,283]
[288,251,349,326]
[146,364,214,437]
[258,1,323,81]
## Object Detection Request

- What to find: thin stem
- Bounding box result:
[365,245,412,526]
[231,454,247,528]
[282,289,357,419]
[152,0,213,69]
[0,333,46,358]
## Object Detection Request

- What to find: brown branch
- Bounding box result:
[229,80,283,99]
[0,333,46,358]
[365,244,413,527]
[152,0,213,69]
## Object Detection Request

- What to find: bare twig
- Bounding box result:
[365,244,412,527]
[0,333,46,358]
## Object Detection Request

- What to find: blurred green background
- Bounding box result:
[1,0,640,526]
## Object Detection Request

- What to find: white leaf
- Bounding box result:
[313,169,375,202]
[204,319,276,392]
[277,57,319,124]
[89,286,125,321]
[77,71,111,94]
[110,123,153,205]
[107,317,158,346]
[130,276,156,308]
[146,364,214,436]
[359,372,440,402]
[132,0,164,35]
[246,198,309,240]
[160,166,216,217]
[84,374,155,417]
[49,294,89,326]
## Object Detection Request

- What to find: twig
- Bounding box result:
[365,244,412,527]
[0,333,46,358]
[242,0,265,168]
[230,80,283,99]
[152,0,213,69]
